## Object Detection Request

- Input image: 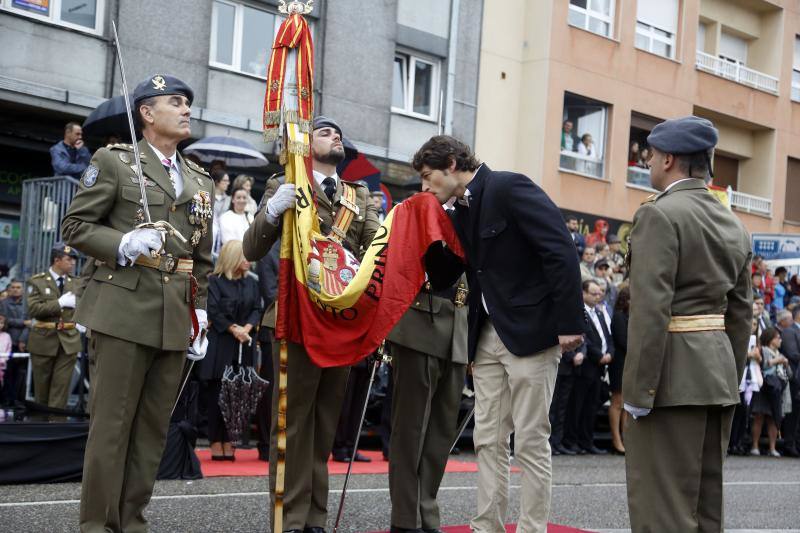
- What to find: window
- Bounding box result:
[391,52,440,121]
[697,22,707,52]
[719,31,748,65]
[560,92,609,180]
[712,154,739,191]
[568,0,615,39]
[626,113,661,189]
[793,36,800,102]
[635,0,678,59]
[1,0,104,34]
[210,0,282,78]
[786,158,800,223]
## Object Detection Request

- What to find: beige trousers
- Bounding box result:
[470,320,560,533]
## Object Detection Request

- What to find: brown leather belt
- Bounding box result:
[668,314,725,333]
[135,255,193,274]
[33,321,76,331]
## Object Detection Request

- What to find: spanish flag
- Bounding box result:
[276,125,466,367]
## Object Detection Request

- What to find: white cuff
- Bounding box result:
[624,403,652,419]
[195,309,208,329]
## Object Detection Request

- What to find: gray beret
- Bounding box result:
[647,116,718,155]
[133,74,194,106]
[313,115,342,138]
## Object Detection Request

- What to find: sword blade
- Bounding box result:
[111,20,150,224]
[170,359,195,417]
[450,403,475,454]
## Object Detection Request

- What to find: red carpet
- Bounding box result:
[368,525,593,532]
[197,449,520,477]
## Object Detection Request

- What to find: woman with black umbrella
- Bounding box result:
[198,240,262,460]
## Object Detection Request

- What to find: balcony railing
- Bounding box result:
[695,51,779,95]
[559,151,604,179]
[728,187,772,216]
[626,166,654,189]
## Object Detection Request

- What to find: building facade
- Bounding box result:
[476,0,800,241]
[0,0,482,270]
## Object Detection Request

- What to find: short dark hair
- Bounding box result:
[8,279,23,287]
[64,122,81,134]
[229,186,248,211]
[776,266,787,276]
[615,284,631,313]
[675,149,713,180]
[135,96,158,130]
[566,215,578,223]
[50,249,71,265]
[752,271,763,278]
[412,135,480,173]
[211,169,228,184]
[792,306,800,320]
[582,279,598,293]
[760,326,779,347]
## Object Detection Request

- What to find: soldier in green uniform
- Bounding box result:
[26,243,82,409]
[243,116,381,532]
[386,277,468,533]
[61,74,213,533]
[622,116,752,533]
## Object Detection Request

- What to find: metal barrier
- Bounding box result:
[19,175,80,280]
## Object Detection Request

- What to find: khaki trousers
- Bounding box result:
[269,338,349,531]
[625,405,735,533]
[389,345,466,529]
[31,347,77,408]
[471,321,560,533]
[79,333,185,533]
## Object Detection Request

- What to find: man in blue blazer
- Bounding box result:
[413,136,584,533]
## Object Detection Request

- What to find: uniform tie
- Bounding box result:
[162,158,180,195]
[322,177,336,202]
[57,276,64,295]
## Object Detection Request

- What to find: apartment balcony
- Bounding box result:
[626,166,655,190]
[559,151,604,179]
[695,51,779,96]
[728,188,772,216]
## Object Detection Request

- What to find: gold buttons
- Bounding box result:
[171,204,177,212]
[164,275,170,283]
[107,275,113,280]
[648,389,656,396]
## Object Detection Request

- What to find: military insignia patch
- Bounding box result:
[152,75,167,91]
[82,165,99,188]
[119,152,131,164]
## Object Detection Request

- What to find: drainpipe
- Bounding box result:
[104,0,121,99]
[444,0,460,135]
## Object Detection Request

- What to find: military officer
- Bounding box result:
[61,74,213,533]
[386,277,468,533]
[26,243,82,409]
[243,116,381,532]
[622,116,752,533]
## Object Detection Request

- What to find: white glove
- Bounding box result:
[58,291,76,309]
[624,403,652,419]
[187,329,208,361]
[117,228,163,266]
[265,184,296,224]
[188,309,208,337]
[76,323,87,334]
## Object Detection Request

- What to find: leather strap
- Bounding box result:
[135,255,193,274]
[330,183,359,242]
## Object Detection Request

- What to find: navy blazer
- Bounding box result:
[453,165,584,360]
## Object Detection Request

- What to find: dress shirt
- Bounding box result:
[585,303,607,354]
[148,143,184,197]
[49,268,65,294]
[662,177,696,193]
[312,169,339,190]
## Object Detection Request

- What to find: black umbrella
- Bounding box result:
[218,341,268,443]
[82,95,138,142]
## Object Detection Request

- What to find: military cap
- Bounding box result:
[607,233,621,244]
[313,115,342,138]
[595,258,611,269]
[133,74,194,106]
[52,242,79,258]
[647,116,718,155]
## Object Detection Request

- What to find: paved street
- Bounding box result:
[2,452,799,533]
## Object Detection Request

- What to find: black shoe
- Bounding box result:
[303,528,326,533]
[783,446,800,458]
[423,529,445,533]
[210,455,225,461]
[554,443,576,456]
[582,445,608,455]
[258,447,269,461]
[390,527,423,533]
[551,445,561,456]
[332,452,350,463]
[567,445,586,455]
[353,451,372,462]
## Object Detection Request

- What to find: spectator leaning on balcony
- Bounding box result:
[50,122,92,179]
[637,147,650,169]
[628,141,640,167]
[577,134,596,158]
[561,120,576,152]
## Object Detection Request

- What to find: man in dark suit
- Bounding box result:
[777,308,800,457]
[549,346,580,456]
[413,136,584,533]
[567,279,611,455]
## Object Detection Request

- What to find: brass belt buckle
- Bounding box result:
[56,319,64,331]
[162,254,177,274]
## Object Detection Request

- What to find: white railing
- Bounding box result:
[626,166,654,189]
[559,151,604,179]
[728,187,772,216]
[695,51,779,95]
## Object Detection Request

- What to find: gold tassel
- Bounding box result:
[286,139,310,156]
[273,339,289,533]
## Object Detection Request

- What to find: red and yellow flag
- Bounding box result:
[276,127,465,367]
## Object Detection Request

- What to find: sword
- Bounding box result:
[170,328,207,417]
[111,21,187,247]
[450,403,475,454]
[333,343,390,533]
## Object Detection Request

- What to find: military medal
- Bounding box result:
[455,282,469,308]
[188,190,212,246]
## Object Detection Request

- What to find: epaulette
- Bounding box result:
[345,180,368,189]
[267,172,286,183]
[30,272,46,279]
[185,159,210,176]
[108,143,134,151]
[641,193,658,205]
